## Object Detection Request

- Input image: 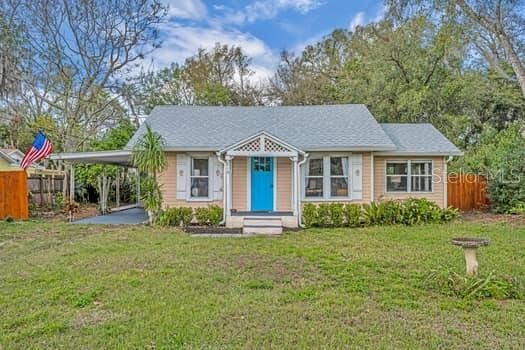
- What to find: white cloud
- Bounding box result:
[219,0,325,25]
[150,23,278,82]
[166,0,207,20]
[349,6,387,31]
[349,11,365,31]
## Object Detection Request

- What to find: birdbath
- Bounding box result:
[451,237,490,275]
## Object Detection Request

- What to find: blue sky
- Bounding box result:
[150,0,385,80]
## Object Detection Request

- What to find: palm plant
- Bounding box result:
[132,124,167,178]
[132,124,166,224]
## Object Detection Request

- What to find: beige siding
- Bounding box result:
[157,152,177,208]
[157,152,446,210]
[360,152,372,204]
[157,152,222,209]
[0,157,10,169]
[374,156,446,207]
[232,157,248,211]
[276,158,292,211]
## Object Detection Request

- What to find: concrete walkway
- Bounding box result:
[73,207,148,225]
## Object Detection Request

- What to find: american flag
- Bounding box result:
[20,131,53,169]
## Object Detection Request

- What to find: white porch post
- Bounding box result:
[225,155,234,218]
[291,156,298,216]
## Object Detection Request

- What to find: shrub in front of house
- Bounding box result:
[194,206,223,226]
[302,203,318,228]
[178,207,194,226]
[330,203,345,227]
[208,205,223,225]
[157,208,179,227]
[362,201,402,225]
[343,204,362,227]
[195,207,211,225]
[310,203,345,227]
[157,205,223,227]
[303,199,458,228]
[398,198,443,225]
[316,204,332,227]
[156,206,193,227]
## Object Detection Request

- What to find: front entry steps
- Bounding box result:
[243,217,283,234]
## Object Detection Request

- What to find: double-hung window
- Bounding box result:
[190,158,209,198]
[386,160,432,193]
[305,158,324,198]
[330,157,349,197]
[410,161,433,192]
[305,156,351,199]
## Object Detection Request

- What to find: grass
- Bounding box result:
[1,220,524,349]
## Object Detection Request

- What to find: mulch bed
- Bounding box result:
[31,205,98,221]
[460,211,525,225]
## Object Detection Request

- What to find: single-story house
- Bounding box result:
[125,104,462,230]
[1,148,65,177]
[0,148,25,169]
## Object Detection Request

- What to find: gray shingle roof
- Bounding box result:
[127,104,396,151]
[126,105,461,155]
[380,124,462,155]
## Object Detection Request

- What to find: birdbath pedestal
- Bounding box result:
[451,238,490,275]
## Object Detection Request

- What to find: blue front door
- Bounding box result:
[251,157,274,211]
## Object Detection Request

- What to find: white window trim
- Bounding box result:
[304,157,324,200]
[187,155,214,201]
[385,159,434,194]
[302,154,353,201]
[329,156,351,198]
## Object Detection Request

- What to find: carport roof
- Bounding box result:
[49,150,132,166]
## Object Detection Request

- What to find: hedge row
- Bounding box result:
[302,198,458,228]
[157,205,223,227]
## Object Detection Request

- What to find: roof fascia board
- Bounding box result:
[50,150,132,158]
[374,151,463,156]
[304,146,396,152]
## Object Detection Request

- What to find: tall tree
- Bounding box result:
[270,29,352,105]
[452,0,525,98]
[0,0,166,151]
[0,9,21,102]
[389,0,525,99]
[270,18,469,125]
[140,43,263,112]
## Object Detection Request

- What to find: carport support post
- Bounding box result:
[69,165,75,204]
[136,170,141,205]
[115,168,120,208]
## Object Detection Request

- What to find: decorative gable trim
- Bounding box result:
[220,131,304,157]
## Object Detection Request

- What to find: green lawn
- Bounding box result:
[1,220,524,349]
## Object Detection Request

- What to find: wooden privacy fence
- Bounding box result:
[447,173,489,211]
[0,170,29,219]
[28,174,65,207]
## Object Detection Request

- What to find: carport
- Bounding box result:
[49,150,141,220]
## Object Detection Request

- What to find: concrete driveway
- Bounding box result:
[73,207,148,225]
